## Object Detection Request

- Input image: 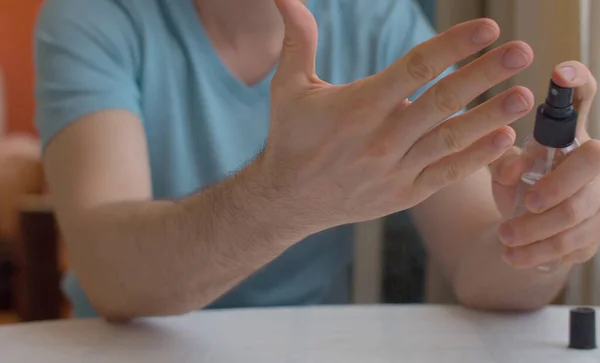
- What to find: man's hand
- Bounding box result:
[492,61,600,269]
[267,0,534,233]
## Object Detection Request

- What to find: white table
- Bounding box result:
[1,305,599,363]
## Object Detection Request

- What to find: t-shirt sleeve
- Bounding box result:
[34,0,142,148]
[378,0,457,102]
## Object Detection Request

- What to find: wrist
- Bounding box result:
[216,156,316,250]
[246,155,325,239]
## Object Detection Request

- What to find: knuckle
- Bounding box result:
[571,248,595,264]
[586,68,599,94]
[350,95,378,118]
[441,160,462,184]
[438,125,465,153]
[282,36,296,52]
[584,139,600,160]
[550,235,570,256]
[363,123,398,159]
[585,246,598,261]
[367,136,394,159]
[343,84,384,123]
[405,50,436,83]
[480,67,496,87]
[432,81,464,115]
[590,76,598,96]
[562,198,582,224]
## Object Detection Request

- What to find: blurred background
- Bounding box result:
[0,0,599,324]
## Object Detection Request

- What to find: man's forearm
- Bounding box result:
[452,221,570,311]
[63,161,307,319]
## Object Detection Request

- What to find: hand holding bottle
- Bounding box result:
[492,61,600,271]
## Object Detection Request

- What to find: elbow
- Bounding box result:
[456,292,547,313]
[451,267,559,313]
[453,283,550,313]
[453,284,553,313]
[95,297,195,321]
[85,286,198,321]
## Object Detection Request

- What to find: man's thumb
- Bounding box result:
[273,0,319,88]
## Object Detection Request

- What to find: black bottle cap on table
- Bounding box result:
[569,307,597,350]
[533,80,578,148]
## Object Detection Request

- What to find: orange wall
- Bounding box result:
[0,0,44,135]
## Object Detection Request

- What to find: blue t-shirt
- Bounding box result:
[35,0,450,318]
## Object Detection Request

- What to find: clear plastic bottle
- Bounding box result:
[511,80,579,273]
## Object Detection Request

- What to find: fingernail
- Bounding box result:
[505,92,530,113]
[526,191,544,212]
[503,248,516,262]
[499,225,515,245]
[494,132,514,149]
[503,48,529,69]
[558,66,576,81]
[472,25,497,44]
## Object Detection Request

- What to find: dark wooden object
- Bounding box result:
[11,195,61,321]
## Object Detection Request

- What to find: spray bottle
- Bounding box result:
[512,80,579,272]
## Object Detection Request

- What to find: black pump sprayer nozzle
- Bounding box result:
[533,80,578,148]
[546,81,574,110]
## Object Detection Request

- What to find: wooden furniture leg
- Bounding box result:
[12,196,61,321]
